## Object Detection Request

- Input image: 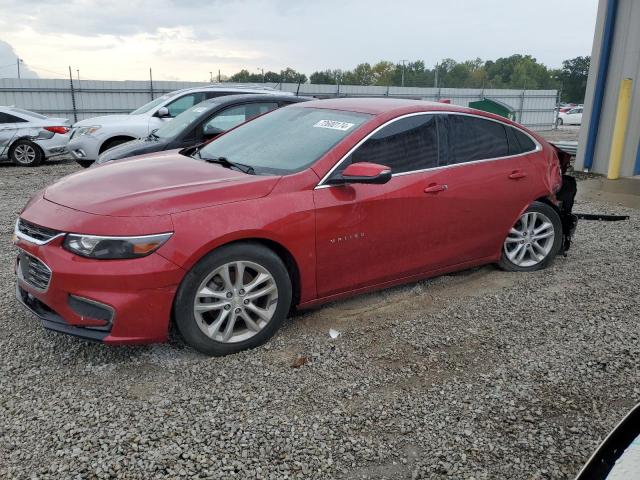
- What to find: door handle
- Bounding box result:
[508,170,527,180]
[424,183,448,193]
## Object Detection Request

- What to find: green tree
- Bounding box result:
[558,56,590,102]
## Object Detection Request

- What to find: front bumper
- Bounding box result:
[68,135,100,162]
[14,236,184,344]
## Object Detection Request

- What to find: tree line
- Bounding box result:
[228,55,589,103]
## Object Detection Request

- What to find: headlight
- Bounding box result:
[75,125,102,136]
[63,233,172,259]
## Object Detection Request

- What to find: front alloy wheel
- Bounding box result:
[194,261,278,343]
[499,201,562,272]
[174,243,292,356]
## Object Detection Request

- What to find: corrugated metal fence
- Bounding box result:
[0,78,558,130]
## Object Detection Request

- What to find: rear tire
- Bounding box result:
[174,243,292,356]
[10,140,43,167]
[499,201,562,272]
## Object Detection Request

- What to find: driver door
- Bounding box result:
[313,114,448,298]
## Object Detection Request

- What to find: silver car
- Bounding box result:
[0,107,70,167]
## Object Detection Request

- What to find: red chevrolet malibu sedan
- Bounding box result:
[14,98,576,356]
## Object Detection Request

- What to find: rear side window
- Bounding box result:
[442,115,509,164]
[506,126,537,155]
[339,114,438,175]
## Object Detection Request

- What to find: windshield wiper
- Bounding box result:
[199,154,255,175]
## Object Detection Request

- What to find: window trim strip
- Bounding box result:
[315,111,542,189]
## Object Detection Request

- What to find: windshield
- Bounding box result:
[130,93,176,115]
[198,107,372,175]
[155,102,215,139]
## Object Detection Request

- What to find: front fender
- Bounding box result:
[162,192,317,303]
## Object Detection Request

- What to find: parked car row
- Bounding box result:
[1,84,295,167]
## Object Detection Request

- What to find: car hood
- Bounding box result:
[73,114,140,127]
[43,151,280,217]
[96,137,169,164]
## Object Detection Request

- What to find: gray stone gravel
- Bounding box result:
[0,159,638,479]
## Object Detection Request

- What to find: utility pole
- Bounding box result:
[400,59,408,87]
[258,68,264,83]
[149,68,154,100]
[16,58,22,79]
[434,63,438,88]
[209,71,213,83]
[68,66,78,123]
[218,69,221,82]
[77,69,80,83]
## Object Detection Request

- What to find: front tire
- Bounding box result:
[10,140,43,167]
[76,160,94,168]
[174,243,292,356]
[499,201,562,272]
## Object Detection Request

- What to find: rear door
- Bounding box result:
[432,114,537,263]
[0,112,18,157]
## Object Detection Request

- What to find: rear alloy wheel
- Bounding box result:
[556,117,564,126]
[10,140,43,167]
[499,201,562,272]
[174,243,292,356]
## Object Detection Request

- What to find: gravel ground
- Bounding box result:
[0,159,638,479]
[538,126,580,143]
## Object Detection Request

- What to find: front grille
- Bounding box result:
[17,219,61,243]
[18,251,52,291]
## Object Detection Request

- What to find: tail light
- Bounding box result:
[44,126,69,135]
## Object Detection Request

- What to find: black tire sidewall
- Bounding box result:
[10,140,43,167]
[499,201,563,272]
[100,137,132,154]
[174,243,292,356]
[76,160,94,168]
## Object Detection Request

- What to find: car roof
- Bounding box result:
[169,84,292,96]
[200,94,311,107]
[296,97,475,116]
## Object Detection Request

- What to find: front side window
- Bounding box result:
[130,93,176,115]
[198,107,371,175]
[154,101,218,139]
[203,102,279,135]
[329,114,438,179]
[442,115,509,165]
[166,93,206,117]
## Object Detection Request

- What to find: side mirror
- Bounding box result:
[156,107,171,118]
[575,403,640,479]
[330,162,392,185]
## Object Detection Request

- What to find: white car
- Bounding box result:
[0,106,70,167]
[68,85,292,167]
[557,106,583,126]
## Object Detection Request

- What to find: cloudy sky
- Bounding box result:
[0,0,598,81]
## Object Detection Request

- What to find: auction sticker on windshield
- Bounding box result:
[313,120,355,131]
